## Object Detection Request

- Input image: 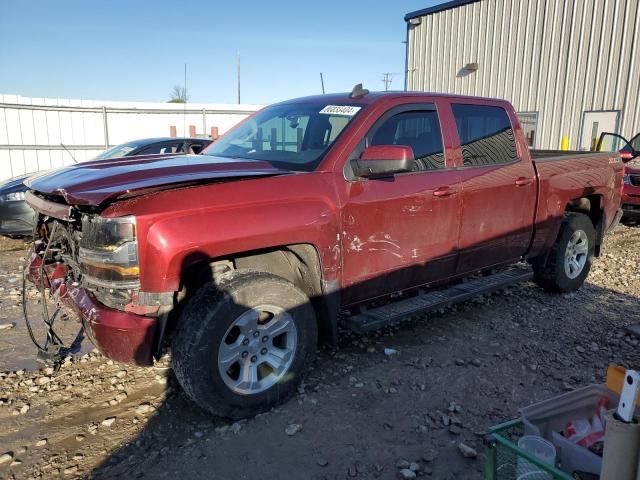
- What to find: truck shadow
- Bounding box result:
[87,252,640,479]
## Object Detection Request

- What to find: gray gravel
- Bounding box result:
[0,225,639,479]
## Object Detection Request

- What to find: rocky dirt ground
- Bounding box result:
[0,227,639,480]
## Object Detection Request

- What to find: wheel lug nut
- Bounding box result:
[262,336,268,342]
[253,331,260,338]
[242,338,249,345]
[251,355,257,363]
[261,348,268,355]
[242,351,248,358]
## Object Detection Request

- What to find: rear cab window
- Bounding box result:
[451,104,518,166]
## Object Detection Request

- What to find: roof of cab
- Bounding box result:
[277,90,510,106]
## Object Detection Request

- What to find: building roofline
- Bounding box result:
[404,0,482,21]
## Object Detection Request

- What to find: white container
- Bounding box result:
[519,385,639,475]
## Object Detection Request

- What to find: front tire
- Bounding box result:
[532,212,596,293]
[172,269,317,418]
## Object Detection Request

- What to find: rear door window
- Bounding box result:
[451,104,518,166]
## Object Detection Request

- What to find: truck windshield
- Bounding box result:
[202,102,363,171]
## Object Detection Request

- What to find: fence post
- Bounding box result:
[102,106,109,149]
[202,108,206,139]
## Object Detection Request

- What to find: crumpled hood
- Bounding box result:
[24,154,289,206]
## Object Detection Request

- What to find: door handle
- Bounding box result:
[515,177,534,187]
[433,186,458,198]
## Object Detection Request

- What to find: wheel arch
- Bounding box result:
[565,194,604,256]
[176,243,339,345]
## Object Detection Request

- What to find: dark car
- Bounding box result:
[0,137,213,236]
[94,137,213,159]
[0,175,38,236]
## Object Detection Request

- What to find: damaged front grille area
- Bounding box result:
[23,217,84,363]
[29,207,141,311]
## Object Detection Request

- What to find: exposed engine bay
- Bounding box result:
[23,203,144,366]
[23,216,84,366]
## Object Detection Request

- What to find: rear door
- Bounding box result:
[340,101,462,304]
[450,102,537,274]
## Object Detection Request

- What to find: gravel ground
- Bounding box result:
[0,226,638,480]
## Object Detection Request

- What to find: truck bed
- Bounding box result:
[528,148,623,257]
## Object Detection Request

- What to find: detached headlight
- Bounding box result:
[79,216,139,286]
[0,191,26,202]
[623,174,631,185]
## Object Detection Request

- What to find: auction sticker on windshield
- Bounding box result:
[319,105,361,116]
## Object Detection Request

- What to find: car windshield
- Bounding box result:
[94,143,139,160]
[202,102,363,171]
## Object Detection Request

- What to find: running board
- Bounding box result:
[346,266,533,333]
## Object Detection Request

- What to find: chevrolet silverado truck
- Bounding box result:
[24,89,627,418]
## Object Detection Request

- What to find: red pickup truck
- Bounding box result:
[24,89,626,418]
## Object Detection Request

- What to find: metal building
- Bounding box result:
[404,0,640,150]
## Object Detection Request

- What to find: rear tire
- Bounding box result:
[172,269,317,418]
[532,212,595,293]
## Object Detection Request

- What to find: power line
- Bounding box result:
[382,73,394,91]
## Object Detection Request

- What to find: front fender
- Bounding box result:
[144,200,340,292]
[106,173,342,293]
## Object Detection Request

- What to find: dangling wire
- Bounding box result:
[22,222,64,352]
[23,219,86,368]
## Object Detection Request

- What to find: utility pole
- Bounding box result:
[320,72,325,94]
[237,53,241,104]
[382,73,393,91]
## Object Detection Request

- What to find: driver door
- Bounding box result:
[340,103,462,305]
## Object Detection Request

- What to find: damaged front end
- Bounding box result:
[24,192,161,366]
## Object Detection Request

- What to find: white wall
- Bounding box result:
[0,94,263,180]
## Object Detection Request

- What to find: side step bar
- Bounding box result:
[346,266,533,334]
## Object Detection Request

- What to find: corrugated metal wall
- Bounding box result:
[406,0,640,150]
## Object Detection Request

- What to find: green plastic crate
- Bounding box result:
[485,419,573,480]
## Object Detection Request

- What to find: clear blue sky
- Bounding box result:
[0,0,438,105]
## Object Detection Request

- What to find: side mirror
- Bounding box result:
[352,145,415,178]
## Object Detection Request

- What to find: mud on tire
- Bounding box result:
[172,269,317,419]
[532,212,596,293]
